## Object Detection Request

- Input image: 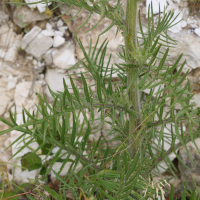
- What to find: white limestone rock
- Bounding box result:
[4,34,22,62]
[1,33,22,63]
[55,30,64,36]
[42,29,55,37]
[13,6,49,28]
[7,81,16,91]
[168,8,183,33]
[182,8,189,21]
[24,0,37,9]
[143,79,165,96]
[53,35,65,47]
[194,28,200,37]
[51,162,82,181]
[58,26,68,33]
[46,22,53,30]
[43,48,57,65]
[0,25,9,35]
[21,26,42,50]
[167,30,200,72]
[4,47,18,63]
[181,20,187,28]
[152,124,185,174]
[53,42,76,69]
[0,10,9,25]
[7,75,17,91]
[0,94,10,115]
[17,82,32,98]
[26,55,33,60]
[0,49,6,58]
[146,0,167,14]
[0,29,16,48]
[191,93,200,107]
[14,81,43,109]
[10,114,41,184]
[36,2,52,13]
[45,69,72,99]
[57,19,64,27]
[187,17,198,28]
[25,32,53,59]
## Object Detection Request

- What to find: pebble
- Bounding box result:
[46,22,53,30]
[181,20,187,28]
[57,19,64,27]
[55,30,64,36]
[58,26,68,32]
[42,29,55,37]
[53,35,65,48]
[194,28,200,37]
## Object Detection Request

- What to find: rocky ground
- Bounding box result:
[1,0,200,196]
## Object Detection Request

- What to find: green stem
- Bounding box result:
[125,0,141,158]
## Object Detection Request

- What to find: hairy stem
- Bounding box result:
[125,0,141,158]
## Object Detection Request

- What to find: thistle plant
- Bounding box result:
[1,0,200,199]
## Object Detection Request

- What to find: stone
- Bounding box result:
[182,8,189,21]
[146,0,167,14]
[51,162,82,181]
[25,0,51,13]
[0,135,6,142]
[0,25,9,35]
[4,47,18,63]
[0,49,6,58]
[26,55,33,60]
[57,19,64,27]
[0,94,10,115]
[152,124,185,174]
[25,0,37,9]
[178,138,200,191]
[0,10,9,25]
[53,42,76,69]
[4,33,22,62]
[4,138,11,149]
[42,29,55,37]
[25,32,53,59]
[36,2,52,13]
[45,69,72,99]
[46,22,53,30]
[191,93,200,107]
[143,79,165,96]
[194,28,200,37]
[187,17,198,28]
[7,76,17,91]
[166,30,200,73]
[0,28,16,48]
[63,7,126,69]
[53,35,65,47]
[14,81,43,110]
[55,30,64,36]
[4,34,22,63]
[43,48,54,65]
[13,6,49,28]
[14,83,29,108]
[181,20,187,28]
[21,26,42,50]
[58,26,68,33]
[168,8,183,33]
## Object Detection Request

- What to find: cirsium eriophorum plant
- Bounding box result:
[1,0,200,199]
